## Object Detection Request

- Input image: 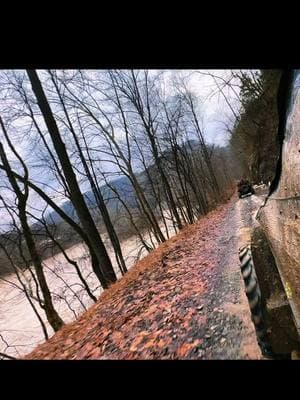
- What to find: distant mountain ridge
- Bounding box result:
[44,175,138,225]
[35,138,203,227]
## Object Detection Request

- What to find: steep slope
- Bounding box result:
[24,196,261,360]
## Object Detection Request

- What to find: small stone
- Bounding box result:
[197,305,204,311]
[213,307,218,312]
[220,338,226,344]
[197,349,205,357]
[205,334,211,339]
[210,325,218,330]
[173,334,177,339]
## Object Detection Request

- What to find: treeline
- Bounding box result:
[228,70,282,183]
[0,70,236,340]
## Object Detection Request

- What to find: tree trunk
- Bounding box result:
[48,71,127,276]
[0,139,64,332]
[27,70,117,288]
[18,206,64,331]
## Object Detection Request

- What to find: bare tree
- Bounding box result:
[0,116,64,332]
[45,70,127,276]
[109,70,184,230]
[0,198,49,340]
[58,70,167,244]
[26,69,117,288]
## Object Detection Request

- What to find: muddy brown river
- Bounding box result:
[0,195,266,359]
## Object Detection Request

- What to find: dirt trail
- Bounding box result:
[23,195,266,360]
[199,194,263,359]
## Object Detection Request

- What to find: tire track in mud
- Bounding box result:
[193,195,263,359]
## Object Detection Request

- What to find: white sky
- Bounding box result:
[0,69,244,228]
[171,69,241,146]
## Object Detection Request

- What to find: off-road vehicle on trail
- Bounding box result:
[237,179,255,198]
[239,70,300,359]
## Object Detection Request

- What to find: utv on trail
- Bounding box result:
[239,70,300,359]
[237,179,255,198]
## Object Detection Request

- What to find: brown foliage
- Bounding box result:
[25,198,233,360]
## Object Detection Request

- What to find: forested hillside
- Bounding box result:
[229,70,281,183]
[0,69,283,360]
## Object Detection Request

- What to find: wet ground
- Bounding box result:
[24,195,266,360]
[194,194,263,359]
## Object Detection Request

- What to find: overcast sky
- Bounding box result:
[172,69,241,146]
[0,69,244,229]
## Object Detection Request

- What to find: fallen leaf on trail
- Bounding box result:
[177,340,203,358]
[24,200,234,360]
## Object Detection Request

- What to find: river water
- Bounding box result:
[0,218,176,358]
